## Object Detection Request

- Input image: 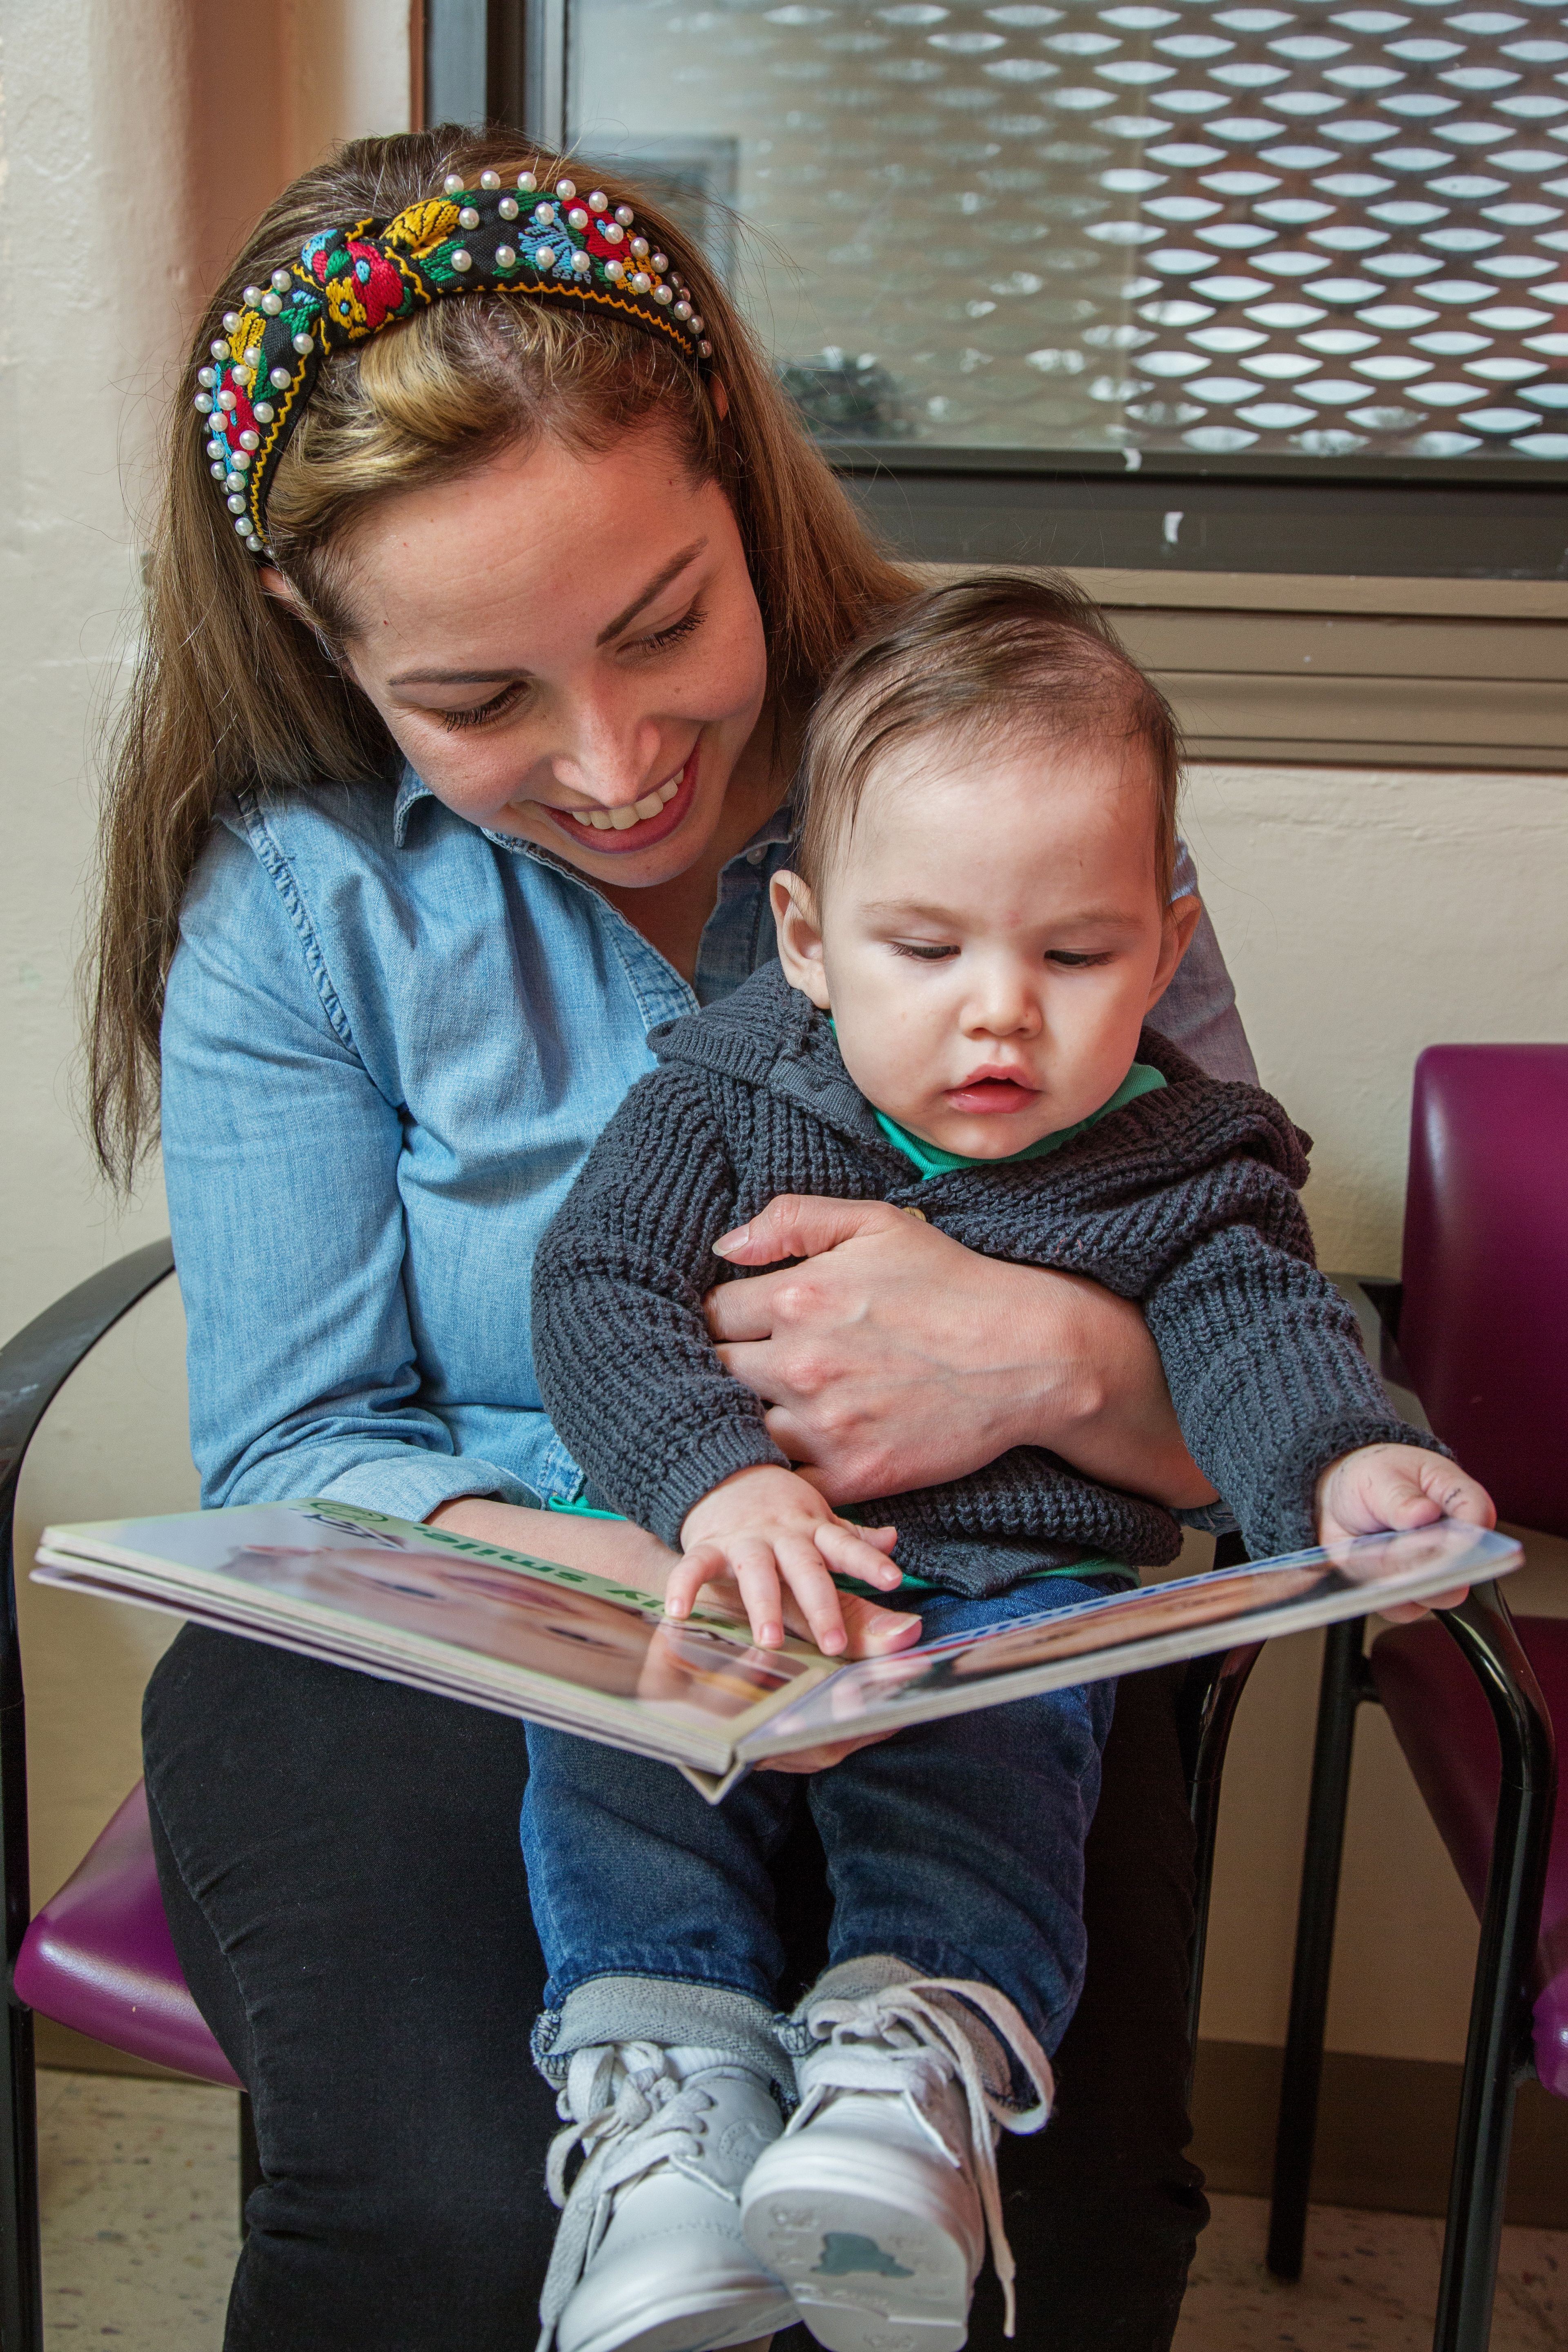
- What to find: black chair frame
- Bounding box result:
[1267,1278,1558,2352]
[0,1244,1274,2350]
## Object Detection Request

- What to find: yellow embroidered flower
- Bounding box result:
[383,198,463,258]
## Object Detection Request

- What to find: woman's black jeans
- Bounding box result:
[143,1626,1208,2352]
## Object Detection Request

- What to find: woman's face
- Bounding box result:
[323,422,771,887]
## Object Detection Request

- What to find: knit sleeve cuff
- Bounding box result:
[1233,1414,1452,1561]
[642,1418,792,1551]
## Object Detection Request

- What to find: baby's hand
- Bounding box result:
[670,1464,902,1655]
[1315,1443,1495,1620]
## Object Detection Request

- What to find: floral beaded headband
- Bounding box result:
[194,168,711,559]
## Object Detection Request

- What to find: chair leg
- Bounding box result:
[1180,1640,1264,2102]
[1267,1617,1369,2281]
[238,2091,261,2239]
[0,1660,43,2352]
[1430,1590,1556,2352]
[0,1999,43,2351]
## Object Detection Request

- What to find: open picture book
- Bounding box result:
[35,1501,1520,1803]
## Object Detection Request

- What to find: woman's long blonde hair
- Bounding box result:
[89,125,913,1188]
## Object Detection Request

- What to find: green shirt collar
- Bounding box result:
[873,1060,1167,1180]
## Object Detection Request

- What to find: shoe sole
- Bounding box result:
[742,2147,976,2352]
[561,2284,797,2352]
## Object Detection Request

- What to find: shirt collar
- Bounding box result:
[392,766,434,847]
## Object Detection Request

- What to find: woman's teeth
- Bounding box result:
[568,770,684,833]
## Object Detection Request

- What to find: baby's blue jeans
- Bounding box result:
[521,1578,1117,2076]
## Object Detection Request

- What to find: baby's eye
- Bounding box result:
[1046,949,1112,968]
[890,941,959,962]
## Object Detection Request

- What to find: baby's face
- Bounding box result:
[774,729,1197,1159]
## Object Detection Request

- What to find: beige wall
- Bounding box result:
[0,0,412,1908]
[1186,758,1568,2063]
[3,0,1566,2065]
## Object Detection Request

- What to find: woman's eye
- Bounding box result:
[439,682,527,732]
[632,606,705,657]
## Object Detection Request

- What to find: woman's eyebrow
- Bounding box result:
[386,540,710,687]
[596,539,708,644]
[388,665,525,688]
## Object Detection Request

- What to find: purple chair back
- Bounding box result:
[1399,1044,1568,1539]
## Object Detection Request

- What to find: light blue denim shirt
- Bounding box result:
[161,769,1256,1521]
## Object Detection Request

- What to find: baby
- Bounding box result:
[525,574,1487,2352]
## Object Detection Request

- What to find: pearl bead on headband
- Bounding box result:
[194,170,712,559]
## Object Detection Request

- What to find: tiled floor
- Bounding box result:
[33,2067,1568,2348]
[37,2071,237,2344]
[1175,2193,1568,2352]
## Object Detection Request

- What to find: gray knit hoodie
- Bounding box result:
[530,960,1439,1597]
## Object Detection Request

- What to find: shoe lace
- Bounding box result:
[789,1980,1054,2340]
[537,2042,719,2352]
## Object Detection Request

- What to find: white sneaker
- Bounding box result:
[540,2041,799,2352]
[740,1979,1053,2352]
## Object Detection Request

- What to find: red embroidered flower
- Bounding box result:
[227,379,258,439]
[347,241,408,332]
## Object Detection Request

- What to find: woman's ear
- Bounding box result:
[1147,890,1205,1011]
[709,378,730,421]
[771,870,831,1009]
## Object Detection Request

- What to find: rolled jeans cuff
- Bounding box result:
[531,1974,792,2099]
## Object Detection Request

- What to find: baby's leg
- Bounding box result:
[522,1726,801,2352]
[807,1579,1116,2053]
[744,1577,1117,2351]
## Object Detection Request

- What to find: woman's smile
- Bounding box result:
[540,741,700,856]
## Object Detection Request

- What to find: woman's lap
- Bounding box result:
[143,1628,1205,2352]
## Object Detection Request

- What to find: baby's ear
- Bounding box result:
[771,871,832,1009]
[1147,889,1204,1009]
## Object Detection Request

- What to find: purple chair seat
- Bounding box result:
[13,1782,240,2089]
[1371,1614,1568,2098]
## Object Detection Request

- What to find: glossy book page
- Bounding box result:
[34,1499,829,1772]
[739,1521,1523,1762]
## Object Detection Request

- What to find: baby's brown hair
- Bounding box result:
[794,570,1181,901]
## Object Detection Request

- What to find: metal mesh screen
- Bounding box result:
[569,0,1568,461]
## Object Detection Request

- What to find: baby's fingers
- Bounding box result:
[774,1537,850,1657]
[725,1541,792,1648]
[665,1544,728,1623]
[812,1520,903,1590]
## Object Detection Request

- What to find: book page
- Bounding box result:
[742,1520,1521,1760]
[38,1500,826,1755]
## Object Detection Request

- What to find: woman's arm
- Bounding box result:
[705,1198,1217,1510]
[163,821,539,1520]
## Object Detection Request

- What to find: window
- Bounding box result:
[563,0,1568,469]
[429,0,1568,574]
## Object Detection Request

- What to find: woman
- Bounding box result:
[92,125,1253,2352]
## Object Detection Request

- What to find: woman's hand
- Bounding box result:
[706,1195,1216,1510]
[1314,1443,1494,1623]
